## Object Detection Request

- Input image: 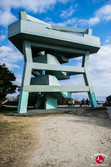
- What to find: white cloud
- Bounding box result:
[76,4,111,27]
[47,4,111,27]
[0,0,56,13]
[0,0,69,14]
[61,75,85,86]
[58,0,69,3]
[77,16,100,27]
[0,45,23,70]
[95,4,111,21]
[2,62,20,70]
[89,44,111,71]
[60,6,76,19]
[48,18,76,27]
[0,9,17,26]
[105,36,111,43]
[88,17,100,25]
[14,74,22,86]
[88,4,111,26]
[88,44,111,97]
[44,17,52,22]
[64,18,76,26]
[60,44,111,98]
[0,0,70,27]
[0,35,6,41]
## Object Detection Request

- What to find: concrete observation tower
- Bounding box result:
[8,12,100,113]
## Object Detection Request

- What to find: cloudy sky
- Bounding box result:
[0,0,111,100]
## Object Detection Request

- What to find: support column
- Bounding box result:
[82,51,97,107]
[45,93,57,109]
[17,41,32,113]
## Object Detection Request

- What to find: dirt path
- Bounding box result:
[27,114,111,167]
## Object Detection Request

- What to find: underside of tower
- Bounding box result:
[8,12,100,113]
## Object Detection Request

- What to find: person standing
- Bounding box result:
[68,100,71,106]
[72,99,75,106]
[86,99,89,106]
[80,98,85,107]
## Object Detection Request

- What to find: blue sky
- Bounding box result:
[0,0,111,100]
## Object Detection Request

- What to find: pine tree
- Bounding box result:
[0,64,17,105]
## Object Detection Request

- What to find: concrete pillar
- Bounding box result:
[82,51,97,107]
[45,93,57,109]
[17,41,32,113]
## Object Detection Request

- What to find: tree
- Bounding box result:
[0,64,17,105]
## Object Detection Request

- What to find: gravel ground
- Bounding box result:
[27,114,111,167]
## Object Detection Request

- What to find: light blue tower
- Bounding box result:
[8,12,100,113]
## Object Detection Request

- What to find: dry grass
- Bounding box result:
[0,109,40,167]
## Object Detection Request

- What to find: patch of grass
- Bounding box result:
[0,114,39,167]
[0,121,23,167]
